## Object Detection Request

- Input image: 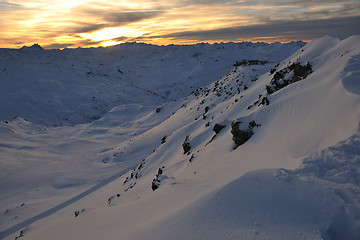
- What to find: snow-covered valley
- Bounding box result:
[1,36,360,240]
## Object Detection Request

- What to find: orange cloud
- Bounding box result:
[0,0,359,48]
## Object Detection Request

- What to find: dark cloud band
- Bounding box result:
[105,11,164,24]
[67,11,164,34]
[147,16,360,41]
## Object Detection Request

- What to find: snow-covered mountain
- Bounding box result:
[0,41,304,126]
[1,36,360,240]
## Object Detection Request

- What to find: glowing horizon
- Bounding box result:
[0,0,359,49]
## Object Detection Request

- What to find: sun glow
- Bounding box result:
[79,27,147,43]
[101,40,123,47]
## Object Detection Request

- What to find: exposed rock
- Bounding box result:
[290,62,312,81]
[15,230,24,240]
[267,62,312,94]
[206,123,227,146]
[231,121,252,148]
[233,59,268,67]
[108,196,115,205]
[248,120,257,128]
[189,154,195,162]
[182,136,191,154]
[266,85,274,94]
[156,106,162,113]
[151,167,165,191]
[123,177,129,185]
[151,180,159,191]
[213,123,226,134]
[204,106,209,114]
[231,120,260,149]
[260,96,270,106]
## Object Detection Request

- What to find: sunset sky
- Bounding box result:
[1,0,360,49]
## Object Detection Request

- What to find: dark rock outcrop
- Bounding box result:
[231,120,260,149]
[156,106,162,113]
[151,180,159,191]
[151,167,165,191]
[182,136,191,154]
[266,62,313,94]
[231,121,252,148]
[213,123,226,134]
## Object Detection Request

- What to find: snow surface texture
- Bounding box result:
[1,36,360,240]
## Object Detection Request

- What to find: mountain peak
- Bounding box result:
[20,43,43,51]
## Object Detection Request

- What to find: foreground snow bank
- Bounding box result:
[134,127,360,240]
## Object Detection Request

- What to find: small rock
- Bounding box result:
[182,136,191,154]
[231,121,253,149]
[151,180,159,191]
[213,123,226,134]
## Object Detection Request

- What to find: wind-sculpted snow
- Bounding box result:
[137,135,360,240]
[275,127,360,239]
[342,54,360,95]
[134,168,356,240]
[292,125,360,186]
[1,36,360,240]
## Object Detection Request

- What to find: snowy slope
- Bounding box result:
[1,36,360,240]
[0,41,304,126]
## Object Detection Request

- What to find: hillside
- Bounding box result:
[1,36,360,240]
[0,41,304,126]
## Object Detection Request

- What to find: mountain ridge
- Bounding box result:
[0,41,305,126]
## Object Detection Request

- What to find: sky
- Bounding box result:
[0,0,360,49]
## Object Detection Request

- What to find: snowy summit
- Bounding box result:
[0,36,360,240]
